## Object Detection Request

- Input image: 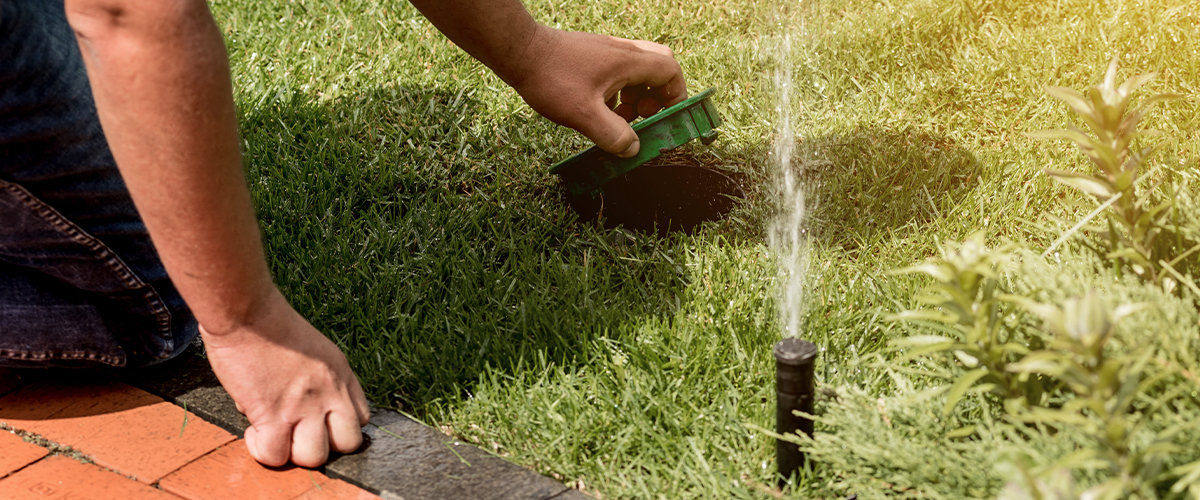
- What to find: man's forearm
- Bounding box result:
[406,0,543,86]
[66,0,274,335]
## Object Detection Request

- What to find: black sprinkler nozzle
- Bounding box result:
[774,337,817,485]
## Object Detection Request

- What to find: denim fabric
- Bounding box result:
[0,0,198,367]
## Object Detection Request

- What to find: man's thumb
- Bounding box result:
[578,103,640,158]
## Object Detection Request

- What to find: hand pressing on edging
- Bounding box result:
[509,26,688,158]
[200,288,371,468]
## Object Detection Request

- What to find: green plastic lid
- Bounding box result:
[550,87,722,197]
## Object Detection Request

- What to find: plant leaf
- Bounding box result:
[1169,460,1200,493]
[1107,247,1152,267]
[1027,128,1094,147]
[1119,93,1181,136]
[1008,351,1068,377]
[945,425,976,439]
[1045,169,1115,198]
[893,334,956,347]
[1046,86,1102,131]
[953,349,980,368]
[1117,72,1156,97]
[942,367,989,415]
[888,309,958,324]
[892,262,954,282]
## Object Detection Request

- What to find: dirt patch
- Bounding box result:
[563,148,748,236]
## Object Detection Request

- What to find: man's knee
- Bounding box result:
[65,0,212,45]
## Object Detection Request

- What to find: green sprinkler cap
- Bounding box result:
[550,87,722,197]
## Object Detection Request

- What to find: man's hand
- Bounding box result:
[407,1,687,158]
[201,289,370,468]
[509,27,688,158]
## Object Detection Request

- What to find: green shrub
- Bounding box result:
[859,63,1200,499]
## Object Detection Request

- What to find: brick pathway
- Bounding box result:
[0,378,379,500]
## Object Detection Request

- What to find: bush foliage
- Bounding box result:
[798,63,1200,499]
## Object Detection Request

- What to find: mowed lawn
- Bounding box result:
[213,0,1200,497]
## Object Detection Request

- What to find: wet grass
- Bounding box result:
[213,0,1200,497]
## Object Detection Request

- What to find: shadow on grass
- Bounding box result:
[796,126,981,253]
[236,85,749,415]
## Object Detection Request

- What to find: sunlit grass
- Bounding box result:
[211,0,1199,497]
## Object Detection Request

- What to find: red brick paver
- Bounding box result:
[0,382,235,483]
[294,478,383,500]
[0,380,379,499]
[160,440,375,500]
[0,455,177,499]
[0,431,47,479]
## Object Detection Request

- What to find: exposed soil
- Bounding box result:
[563,147,748,236]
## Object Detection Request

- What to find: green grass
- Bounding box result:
[211,0,1200,497]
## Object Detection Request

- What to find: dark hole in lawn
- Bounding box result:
[564,150,747,237]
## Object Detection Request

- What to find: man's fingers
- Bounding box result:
[658,77,687,107]
[243,426,259,460]
[511,31,687,159]
[245,424,291,467]
[290,419,330,468]
[573,100,640,157]
[624,41,687,105]
[348,377,371,426]
[657,73,688,107]
[636,97,662,118]
[328,411,365,454]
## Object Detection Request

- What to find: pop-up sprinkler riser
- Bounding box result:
[774,337,817,485]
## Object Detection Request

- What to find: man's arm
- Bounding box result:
[409,0,688,158]
[62,0,686,470]
[64,0,369,468]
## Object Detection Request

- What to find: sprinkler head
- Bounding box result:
[550,88,722,198]
[774,337,817,486]
[774,337,817,394]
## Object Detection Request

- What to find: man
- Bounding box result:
[0,0,686,467]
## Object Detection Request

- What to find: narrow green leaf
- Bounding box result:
[1012,407,1090,426]
[1107,247,1152,267]
[1111,166,1136,192]
[1008,352,1067,377]
[1045,169,1115,198]
[953,349,980,368]
[1027,128,1093,146]
[1170,460,1200,493]
[1117,72,1156,97]
[1140,441,1182,459]
[1045,86,1096,121]
[945,425,976,439]
[942,367,989,415]
[1103,58,1120,91]
[892,341,966,364]
[888,310,958,324]
[892,262,954,282]
[893,334,956,347]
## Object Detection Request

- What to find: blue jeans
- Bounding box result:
[0,0,198,368]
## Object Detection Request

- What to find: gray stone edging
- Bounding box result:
[126,353,590,500]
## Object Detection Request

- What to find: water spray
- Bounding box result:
[773,337,817,484]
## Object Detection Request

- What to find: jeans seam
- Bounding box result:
[0,348,123,365]
[0,180,174,358]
